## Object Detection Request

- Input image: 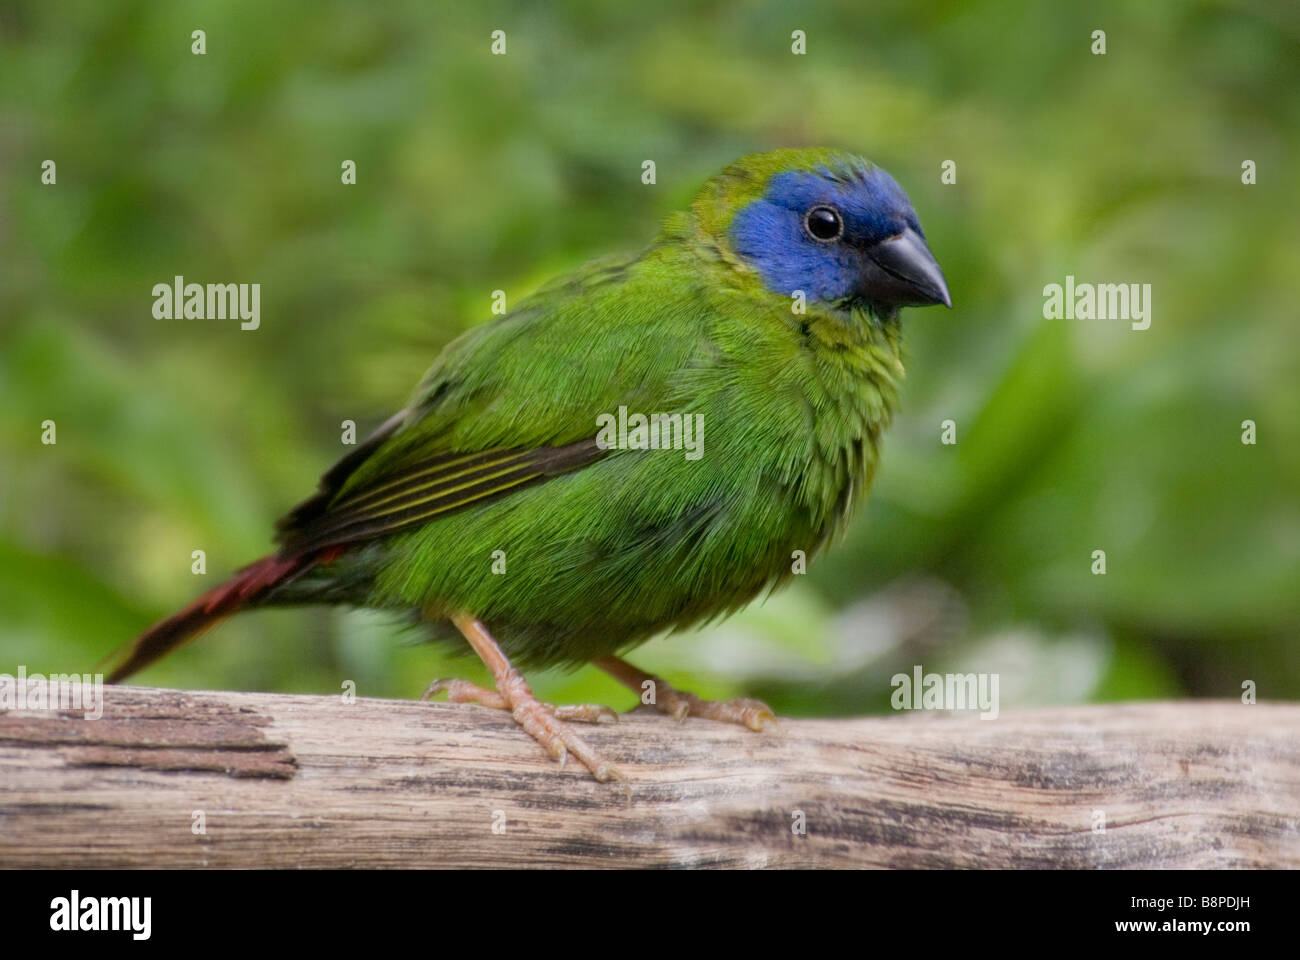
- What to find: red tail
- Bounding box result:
[106,554,309,683]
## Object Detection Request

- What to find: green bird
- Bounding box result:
[108,148,951,783]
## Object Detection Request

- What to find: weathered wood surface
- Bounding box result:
[0,685,1296,868]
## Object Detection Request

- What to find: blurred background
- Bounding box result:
[2,0,1297,716]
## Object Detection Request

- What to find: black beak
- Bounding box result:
[860,227,952,309]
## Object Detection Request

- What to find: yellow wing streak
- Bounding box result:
[332,449,538,514]
[366,472,544,531]
[348,462,548,522]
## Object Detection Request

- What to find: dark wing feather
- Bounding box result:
[275,435,607,556]
[274,410,409,536]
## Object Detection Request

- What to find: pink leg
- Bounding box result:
[433,614,627,787]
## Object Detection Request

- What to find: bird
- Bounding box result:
[107,148,951,785]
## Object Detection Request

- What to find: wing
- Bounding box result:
[275,438,609,554]
[275,243,707,556]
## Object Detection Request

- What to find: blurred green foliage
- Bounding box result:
[2,0,1297,716]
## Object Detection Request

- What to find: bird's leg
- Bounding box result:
[594,656,777,731]
[429,613,626,785]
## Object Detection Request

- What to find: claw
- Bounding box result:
[736,700,778,731]
[595,762,632,801]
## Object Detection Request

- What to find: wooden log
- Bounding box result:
[0,685,1296,868]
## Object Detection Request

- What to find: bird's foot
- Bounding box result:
[421,677,619,724]
[594,656,777,731]
[435,613,629,793]
[652,687,777,731]
[493,670,628,792]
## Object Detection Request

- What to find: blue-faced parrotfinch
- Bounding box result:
[108,148,951,784]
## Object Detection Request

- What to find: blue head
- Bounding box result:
[720,151,951,318]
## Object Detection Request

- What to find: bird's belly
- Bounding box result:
[373,443,846,668]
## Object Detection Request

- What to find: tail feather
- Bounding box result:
[106,554,309,684]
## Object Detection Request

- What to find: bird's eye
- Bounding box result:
[804,206,843,242]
